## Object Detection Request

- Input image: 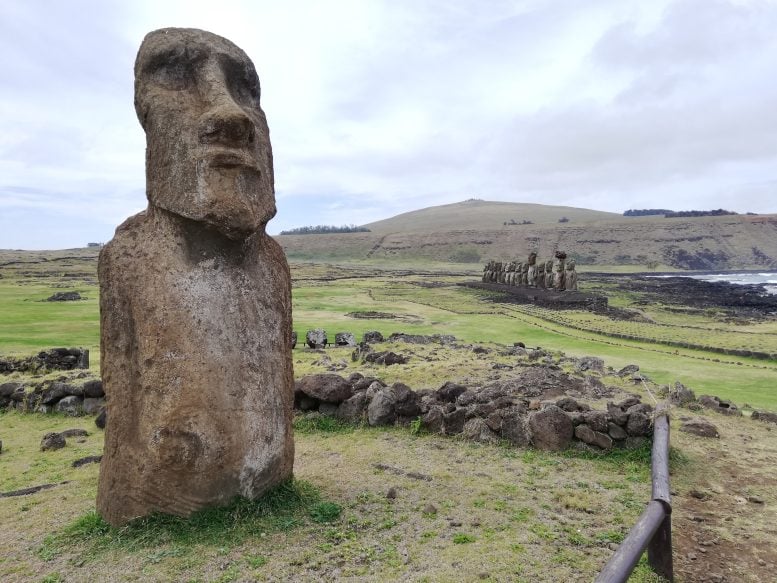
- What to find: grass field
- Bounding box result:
[3,250,777,581]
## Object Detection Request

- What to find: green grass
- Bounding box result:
[38,479,324,561]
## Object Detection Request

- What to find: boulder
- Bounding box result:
[41,432,66,451]
[296,374,353,404]
[500,409,530,447]
[55,395,84,416]
[353,376,382,392]
[0,382,22,398]
[442,407,468,435]
[306,329,328,348]
[582,410,609,433]
[47,291,82,301]
[82,380,105,398]
[291,331,297,349]
[421,406,444,433]
[529,406,573,451]
[680,418,720,438]
[574,424,613,450]
[95,408,106,429]
[364,351,409,365]
[61,428,89,438]
[751,410,777,425]
[336,392,368,423]
[668,382,695,406]
[576,357,604,373]
[363,330,384,343]
[456,391,478,407]
[617,364,640,376]
[555,397,590,413]
[607,402,629,426]
[462,418,499,444]
[698,395,741,416]
[335,332,356,347]
[41,383,70,405]
[391,383,422,418]
[436,381,467,403]
[83,398,106,415]
[607,422,628,440]
[367,388,397,426]
[626,411,652,436]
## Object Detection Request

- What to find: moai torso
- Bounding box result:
[545,260,555,289]
[554,254,567,291]
[566,260,578,291]
[97,28,293,526]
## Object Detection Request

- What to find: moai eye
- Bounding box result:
[221,56,260,108]
[146,47,203,91]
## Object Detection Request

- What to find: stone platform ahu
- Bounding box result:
[97,28,294,526]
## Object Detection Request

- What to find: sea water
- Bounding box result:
[689,272,777,295]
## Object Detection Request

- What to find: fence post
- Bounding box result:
[648,403,673,582]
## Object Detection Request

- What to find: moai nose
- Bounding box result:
[198,104,256,148]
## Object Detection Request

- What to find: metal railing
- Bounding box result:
[596,402,673,582]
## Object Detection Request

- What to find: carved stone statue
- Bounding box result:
[97,28,294,526]
[566,259,578,291]
[506,261,515,286]
[544,259,554,289]
[526,252,537,287]
[536,261,546,289]
[554,251,567,291]
[521,261,530,286]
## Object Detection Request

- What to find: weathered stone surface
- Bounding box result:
[367,388,397,426]
[436,381,467,403]
[41,383,70,405]
[97,28,294,527]
[442,407,468,435]
[752,410,777,425]
[582,410,609,433]
[617,364,639,377]
[576,357,604,373]
[391,383,422,418]
[501,409,530,447]
[82,380,105,398]
[680,418,720,438]
[83,397,106,415]
[698,395,741,416]
[364,351,409,365]
[626,411,652,436]
[669,381,695,406]
[574,424,613,450]
[335,392,368,423]
[61,428,90,438]
[607,422,628,440]
[462,418,499,444]
[296,374,353,404]
[335,332,356,347]
[363,330,384,343]
[306,329,327,348]
[41,432,66,451]
[55,395,84,416]
[529,405,573,451]
[47,291,82,301]
[421,405,444,433]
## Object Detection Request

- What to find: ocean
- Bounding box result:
[688,272,777,295]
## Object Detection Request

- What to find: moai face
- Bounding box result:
[135,28,275,240]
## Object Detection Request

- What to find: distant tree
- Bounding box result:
[664,209,737,218]
[623,209,673,217]
[279,224,371,235]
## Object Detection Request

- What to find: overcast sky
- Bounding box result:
[1,0,776,249]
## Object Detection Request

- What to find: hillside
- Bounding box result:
[277,201,777,270]
[363,199,619,234]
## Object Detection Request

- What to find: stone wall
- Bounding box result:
[0,348,89,374]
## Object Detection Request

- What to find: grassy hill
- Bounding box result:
[278,201,777,270]
[363,199,619,234]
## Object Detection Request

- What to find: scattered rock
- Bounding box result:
[364,351,409,365]
[680,418,720,438]
[61,428,89,438]
[529,405,573,451]
[47,291,82,301]
[72,455,102,468]
[55,395,84,416]
[574,424,613,449]
[335,392,368,423]
[576,357,604,373]
[296,374,353,404]
[40,432,66,451]
[335,332,356,347]
[95,408,106,429]
[462,418,499,444]
[291,331,297,349]
[421,406,444,433]
[363,330,384,343]
[442,407,468,435]
[306,328,328,349]
[500,409,530,447]
[617,364,639,376]
[607,422,628,440]
[669,381,696,406]
[626,410,652,436]
[368,388,397,426]
[386,487,398,500]
[82,380,104,398]
[83,397,106,415]
[422,503,438,515]
[698,395,741,416]
[751,410,777,425]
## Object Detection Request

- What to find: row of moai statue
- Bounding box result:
[482,251,578,291]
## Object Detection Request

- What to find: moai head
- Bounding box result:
[567,259,576,270]
[135,28,275,240]
[545,260,554,271]
[537,261,545,273]
[527,252,537,265]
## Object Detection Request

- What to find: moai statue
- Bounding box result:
[514,262,523,286]
[566,259,578,291]
[498,261,506,284]
[97,29,294,526]
[526,252,537,287]
[521,261,530,286]
[545,259,555,289]
[505,261,515,286]
[554,251,567,291]
[536,261,546,289]
[482,261,489,283]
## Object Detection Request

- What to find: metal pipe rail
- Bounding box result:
[596,403,673,582]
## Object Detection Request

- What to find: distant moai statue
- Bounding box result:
[505,261,516,286]
[498,261,506,284]
[482,261,491,283]
[536,261,546,289]
[526,252,538,287]
[554,251,567,291]
[544,259,555,289]
[566,259,578,291]
[521,261,530,286]
[97,29,294,526]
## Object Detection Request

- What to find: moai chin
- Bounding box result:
[97,28,294,526]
